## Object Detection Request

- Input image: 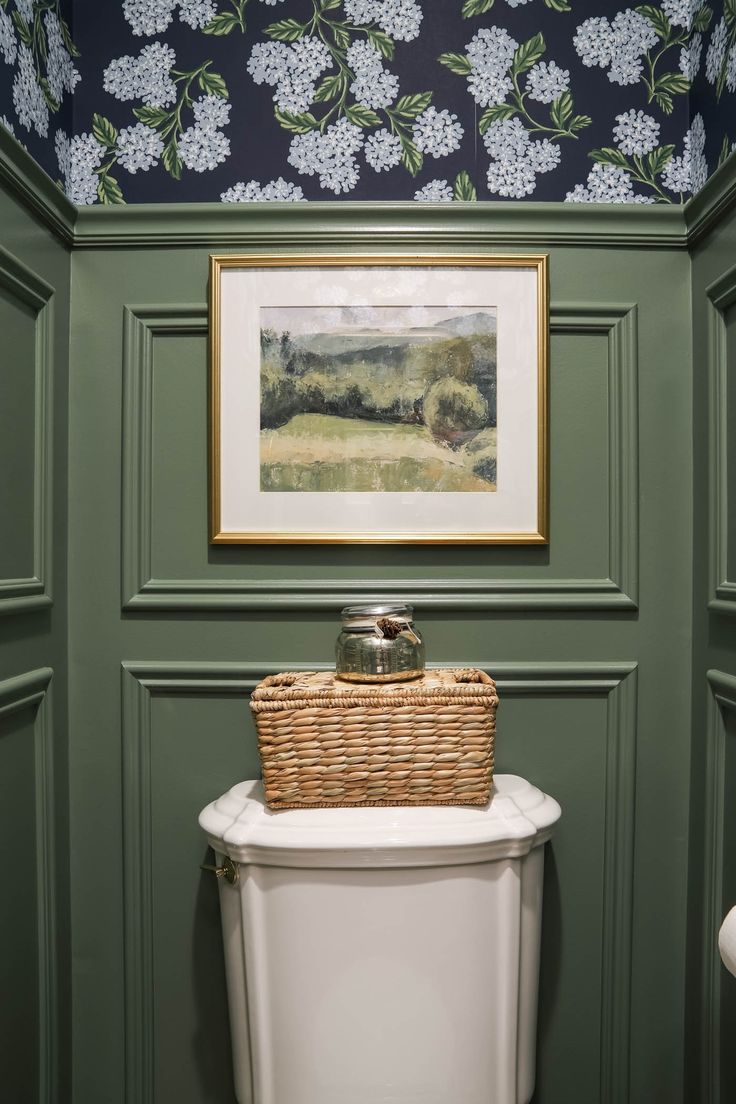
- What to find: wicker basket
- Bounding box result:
[250,668,498,809]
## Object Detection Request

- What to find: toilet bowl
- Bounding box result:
[199,773,561,1104]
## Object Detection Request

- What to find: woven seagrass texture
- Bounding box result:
[250,669,498,809]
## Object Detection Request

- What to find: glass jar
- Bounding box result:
[335,604,425,683]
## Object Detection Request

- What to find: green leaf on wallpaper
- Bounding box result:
[97,174,125,205]
[568,113,592,133]
[92,113,118,149]
[162,139,183,180]
[726,0,736,25]
[203,12,242,34]
[314,74,346,102]
[591,147,630,170]
[461,0,494,17]
[199,69,228,97]
[333,24,351,49]
[479,103,516,133]
[38,26,48,62]
[59,15,80,57]
[453,171,477,200]
[366,29,395,58]
[544,0,571,10]
[512,33,546,77]
[38,77,60,113]
[345,104,382,127]
[265,18,306,41]
[653,90,674,114]
[133,105,169,127]
[11,9,31,45]
[438,52,472,76]
[321,0,342,9]
[656,72,690,94]
[693,4,713,33]
[636,4,671,37]
[717,135,732,166]
[393,93,433,118]
[274,107,319,133]
[550,91,573,129]
[399,136,423,176]
[647,144,674,176]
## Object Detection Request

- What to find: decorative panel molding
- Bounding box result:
[121,659,637,1104]
[0,667,56,1103]
[700,669,736,1104]
[707,264,736,614]
[121,303,638,612]
[0,246,54,616]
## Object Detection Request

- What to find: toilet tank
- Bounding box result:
[199,774,560,1104]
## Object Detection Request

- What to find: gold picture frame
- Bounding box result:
[209,253,549,545]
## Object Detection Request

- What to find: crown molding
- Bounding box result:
[71,198,687,250]
[685,150,736,249]
[6,123,736,252]
[0,128,76,248]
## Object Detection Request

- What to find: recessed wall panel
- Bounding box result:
[123,663,635,1104]
[127,307,634,610]
[0,285,37,582]
[0,707,40,1104]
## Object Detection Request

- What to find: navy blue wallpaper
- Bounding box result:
[1,0,734,204]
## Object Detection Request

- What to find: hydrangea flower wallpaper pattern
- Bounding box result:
[0,0,734,204]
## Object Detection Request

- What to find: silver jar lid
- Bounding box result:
[340,603,414,630]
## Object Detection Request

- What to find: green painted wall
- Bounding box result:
[0,176,71,1103]
[687,191,736,1104]
[66,214,694,1104]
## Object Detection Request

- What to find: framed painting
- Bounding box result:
[209,253,548,544]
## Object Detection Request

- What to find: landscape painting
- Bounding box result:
[259,305,497,493]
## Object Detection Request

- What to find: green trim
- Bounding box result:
[121,658,637,1104]
[0,245,55,616]
[685,150,736,250]
[121,302,638,612]
[701,670,736,1104]
[75,199,688,250]
[4,118,736,252]
[0,128,75,248]
[707,262,736,616]
[0,668,56,1104]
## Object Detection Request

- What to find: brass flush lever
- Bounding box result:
[200,856,239,885]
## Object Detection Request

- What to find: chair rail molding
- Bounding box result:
[121,658,637,1104]
[121,302,638,613]
[0,245,54,616]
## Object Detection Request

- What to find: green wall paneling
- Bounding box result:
[0,670,56,1104]
[687,176,736,1104]
[698,672,736,1104]
[66,209,693,1103]
[0,245,54,614]
[707,261,736,615]
[0,157,72,1104]
[7,111,736,1104]
[120,302,638,612]
[118,661,636,1104]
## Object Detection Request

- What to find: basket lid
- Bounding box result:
[250,668,498,710]
[199,775,560,869]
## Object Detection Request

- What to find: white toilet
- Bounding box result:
[199,773,561,1104]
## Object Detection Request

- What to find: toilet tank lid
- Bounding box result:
[198,774,561,869]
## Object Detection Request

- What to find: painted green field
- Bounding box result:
[260,414,496,492]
